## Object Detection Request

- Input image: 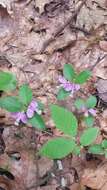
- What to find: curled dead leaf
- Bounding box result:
[35,0,51,14]
[96,79,107,102]
[99,41,107,52]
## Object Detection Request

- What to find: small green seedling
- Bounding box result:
[39,64,103,159]
[57,64,91,100]
[40,104,100,159]
[0,71,17,91]
[0,83,45,130]
[74,95,97,127]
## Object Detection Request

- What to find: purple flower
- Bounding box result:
[26,100,41,118]
[88,108,96,116]
[59,76,67,85]
[59,75,80,95]
[84,108,96,117]
[11,112,27,125]
[11,100,42,125]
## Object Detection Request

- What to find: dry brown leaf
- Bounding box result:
[46,31,76,54]
[96,79,107,102]
[102,182,107,190]
[38,157,53,177]
[35,0,51,14]
[81,162,107,189]
[77,0,107,30]
[0,126,52,190]
[99,41,107,52]
[94,57,107,79]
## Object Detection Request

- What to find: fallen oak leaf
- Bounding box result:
[99,40,107,52]
[35,0,51,14]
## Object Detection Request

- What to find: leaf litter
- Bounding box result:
[1,0,107,189]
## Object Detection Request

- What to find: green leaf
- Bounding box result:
[39,137,76,159]
[57,88,70,100]
[19,84,32,105]
[86,96,97,108]
[84,116,94,127]
[88,144,104,155]
[74,99,85,109]
[0,72,17,91]
[75,70,91,84]
[72,145,81,155]
[102,140,107,149]
[80,127,99,146]
[50,105,78,136]
[63,64,75,81]
[37,101,44,111]
[28,114,45,130]
[0,97,23,112]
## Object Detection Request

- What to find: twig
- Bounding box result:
[26,0,33,6]
[70,24,91,36]
[89,54,107,71]
[40,0,86,53]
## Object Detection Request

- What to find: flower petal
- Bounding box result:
[75,84,80,91]
[59,76,67,84]
[20,113,27,123]
[64,83,73,91]
[26,108,34,118]
[29,101,38,111]
[88,108,96,116]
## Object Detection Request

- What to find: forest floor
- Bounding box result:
[0,0,107,189]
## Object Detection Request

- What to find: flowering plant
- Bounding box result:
[0,83,45,129]
[57,64,91,100]
[0,67,107,160]
[39,64,107,159]
[74,95,97,127]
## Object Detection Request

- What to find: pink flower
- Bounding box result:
[59,75,80,95]
[88,108,96,116]
[11,112,27,125]
[84,108,96,117]
[26,101,41,118]
[11,100,42,125]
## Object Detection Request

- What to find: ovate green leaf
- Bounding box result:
[84,116,94,127]
[63,64,75,81]
[80,127,99,146]
[86,95,97,108]
[88,144,104,155]
[19,84,32,105]
[28,114,45,130]
[39,137,76,159]
[75,70,91,84]
[50,105,78,136]
[0,97,23,112]
[0,72,17,91]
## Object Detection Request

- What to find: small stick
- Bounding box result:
[26,0,33,6]
[57,160,66,188]
[89,54,107,71]
[70,24,91,36]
